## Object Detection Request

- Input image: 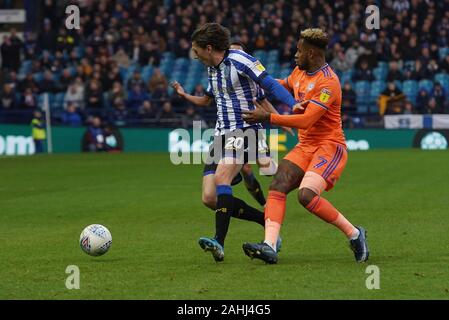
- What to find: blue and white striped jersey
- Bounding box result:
[205,49,267,135]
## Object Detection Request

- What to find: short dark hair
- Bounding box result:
[191,23,230,51]
[300,28,329,50]
[230,38,246,50]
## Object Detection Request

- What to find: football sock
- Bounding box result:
[264,191,286,250]
[214,185,234,247]
[305,195,357,239]
[243,173,266,206]
[232,197,265,226]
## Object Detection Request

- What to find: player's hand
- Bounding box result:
[242,99,271,123]
[292,100,310,114]
[171,81,185,97]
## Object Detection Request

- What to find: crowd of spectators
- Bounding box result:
[0,0,448,129]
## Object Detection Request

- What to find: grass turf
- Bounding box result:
[0,150,448,299]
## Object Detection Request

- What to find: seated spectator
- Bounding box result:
[181,105,208,129]
[109,81,127,104]
[342,82,357,113]
[330,50,351,73]
[432,82,447,108]
[127,84,149,110]
[64,82,85,110]
[58,69,73,93]
[353,60,375,81]
[414,60,431,80]
[148,68,168,93]
[85,80,103,110]
[422,97,443,114]
[378,82,406,115]
[138,100,157,121]
[139,41,161,66]
[1,84,16,109]
[416,89,430,114]
[19,73,39,94]
[387,61,403,82]
[127,71,145,92]
[111,46,130,68]
[156,101,178,126]
[21,88,38,108]
[441,55,449,74]
[81,117,105,152]
[61,103,82,127]
[111,98,128,127]
[402,101,416,114]
[39,71,57,93]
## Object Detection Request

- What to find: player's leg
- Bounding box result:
[297,145,369,262]
[241,164,266,206]
[243,153,307,263]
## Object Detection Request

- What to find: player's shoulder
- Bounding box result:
[316,65,341,88]
[227,49,257,64]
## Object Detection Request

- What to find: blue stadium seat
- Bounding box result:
[253,50,267,62]
[439,47,449,61]
[33,72,44,83]
[404,60,415,72]
[370,81,386,103]
[341,69,354,86]
[394,80,403,91]
[355,81,371,103]
[434,73,449,92]
[402,80,418,103]
[418,79,434,94]
[373,67,388,81]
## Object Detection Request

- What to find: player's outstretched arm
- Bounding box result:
[171,81,213,107]
[243,100,324,130]
[257,99,294,136]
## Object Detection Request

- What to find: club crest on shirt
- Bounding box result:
[319,88,331,103]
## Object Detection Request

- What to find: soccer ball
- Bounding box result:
[79,224,112,256]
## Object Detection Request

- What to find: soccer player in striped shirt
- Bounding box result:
[242,28,369,264]
[173,23,300,262]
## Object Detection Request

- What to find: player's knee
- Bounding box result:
[202,193,216,210]
[298,188,316,207]
[269,177,289,193]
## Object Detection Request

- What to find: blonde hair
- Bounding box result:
[300,28,329,49]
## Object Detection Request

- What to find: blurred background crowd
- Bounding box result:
[0,0,448,130]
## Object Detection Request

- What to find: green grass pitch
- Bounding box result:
[0,150,448,299]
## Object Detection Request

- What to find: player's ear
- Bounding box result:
[206,45,212,54]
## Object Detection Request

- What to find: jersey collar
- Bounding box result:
[306,63,329,76]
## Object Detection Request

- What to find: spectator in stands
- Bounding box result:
[64,82,85,110]
[181,105,208,129]
[432,83,447,109]
[156,101,178,126]
[402,101,416,115]
[109,81,127,105]
[330,48,351,73]
[441,55,449,74]
[353,60,375,82]
[416,89,431,114]
[422,97,443,114]
[387,61,404,82]
[379,82,406,115]
[58,69,74,93]
[111,98,128,127]
[22,88,37,109]
[61,103,82,127]
[414,59,431,80]
[85,80,103,110]
[19,73,39,94]
[139,42,161,67]
[81,117,105,152]
[1,84,15,109]
[127,84,149,110]
[112,47,130,69]
[39,71,57,93]
[138,100,157,121]
[342,82,357,113]
[127,71,145,91]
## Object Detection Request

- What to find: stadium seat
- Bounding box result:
[373,67,388,81]
[370,81,386,103]
[341,69,354,86]
[438,47,449,61]
[355,81,371,103]
[418,79,434,94]
[402,80,418,103]
[434,73,449,92]
[253,50,267,62]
